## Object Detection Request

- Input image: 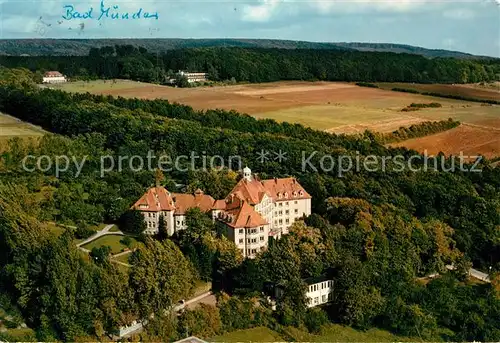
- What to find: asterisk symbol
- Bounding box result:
[256,149,270,163]
[273,150,287,163]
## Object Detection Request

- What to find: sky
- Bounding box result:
[0,0,499,57]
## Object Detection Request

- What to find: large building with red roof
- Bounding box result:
[132,167,311,258]
[42,71,67,84]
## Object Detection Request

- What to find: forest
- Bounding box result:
[0,68,499,341]
[1,45,500,84]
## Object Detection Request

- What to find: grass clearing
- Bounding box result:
[109,224,121,232]
[82,234,137,254]
[210,327,283,342]
[44,222,66,237]
[0,112,45,142]
[113,252,132,264]
[209,324,416,343]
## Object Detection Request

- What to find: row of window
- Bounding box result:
[239,236,265,244]
[274,209,299,217]
[311,292,334,305]
[238,227,265,235]
[276,200,299,207]
[241,246,266,255]
[308,280,333,293]
[277,191,304,199]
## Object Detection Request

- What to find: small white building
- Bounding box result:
[42,71,67,84]
[178,70,207,83]
[275,276,334,308]
[304,277,334,308]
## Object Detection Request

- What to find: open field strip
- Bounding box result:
[54,80,500,157]
[0,112,45,140]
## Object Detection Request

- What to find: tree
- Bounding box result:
[157,214,168,240]
[129,239,195,317]
[90,246,112,265]
[175,74,190,88]
[119,209,146,234]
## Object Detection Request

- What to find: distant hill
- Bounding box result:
[0,39,495,59]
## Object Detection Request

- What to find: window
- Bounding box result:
[252,238,257,243]
[286,219,289,224]
[314,297,319,304]
[239,229,244,234]
[285,210,289,215]
[328,292,333,301]
[322,295,327,302]
[260,226,264,232]
[260,236,264,241]
[286,202,289,206]
[279,219,283,224]
[294,209,298,214]
[279,202,282,207]
[239,239,243,244]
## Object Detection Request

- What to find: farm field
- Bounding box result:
[55,80,500,158]
[390,123,500,159]
[376,82,500,102]
[0,112,45,141]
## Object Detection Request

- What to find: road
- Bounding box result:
[76,224,123,247]
[174,291,216,312]
[445,264,491,283]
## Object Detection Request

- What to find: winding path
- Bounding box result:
[76,224,124,247]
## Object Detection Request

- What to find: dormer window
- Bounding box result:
[278,192,282,199]
[293,191,297,197]
[299,190,303,196]
[284,192,288,198]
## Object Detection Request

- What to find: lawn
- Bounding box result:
[44,222,66,237]
[82,234,137,254]
[209,324,416,343]
[210,327,283,342]
[284,324,418,342]
[113,252,132,263]
[109,224,121,232]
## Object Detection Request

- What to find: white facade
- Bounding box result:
[42,76,67,84]
[272,198,311,236]
[306,279,334,308]
[275,279,334,308]
[141,210,175,236]
[178,71,207,83]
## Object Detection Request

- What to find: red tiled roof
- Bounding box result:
[131,186,175,212]
[226,178,270,205]
[171,189,215,215]
[44,71,64,77]
[261,177,311,201]
[212,199,226,210]
[221,201,268,228]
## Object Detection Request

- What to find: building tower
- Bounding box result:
[243,166,252,181]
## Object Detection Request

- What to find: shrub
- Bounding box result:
[120,236,133,247]
[355,82,378,88]
[75,225,95,239]
[392,87,419,94]
[304,308,329,333]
